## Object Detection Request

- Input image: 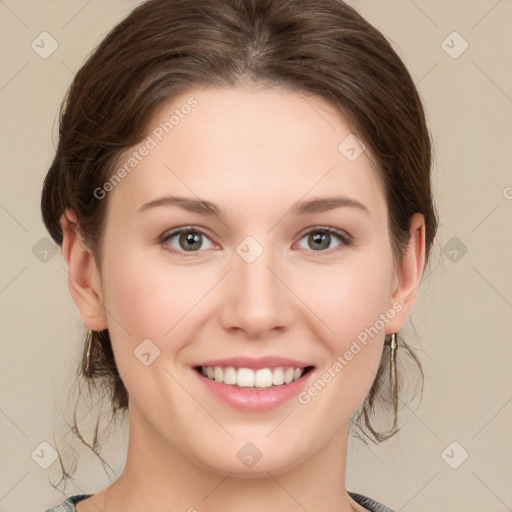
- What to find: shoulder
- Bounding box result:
[41,494,92,512]
[348,491,397,512]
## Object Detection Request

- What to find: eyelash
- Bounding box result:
[159,226,353,257]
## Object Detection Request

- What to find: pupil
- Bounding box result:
[180,232,202,251]
[310,232,329,250]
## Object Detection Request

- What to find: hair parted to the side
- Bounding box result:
[41,0,438,490]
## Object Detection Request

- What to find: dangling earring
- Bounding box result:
[386,332,399,427]
[84,329,93,377]
[389,332,398,396]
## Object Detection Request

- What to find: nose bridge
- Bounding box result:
[236,236,281,306]
[221,235,293,336]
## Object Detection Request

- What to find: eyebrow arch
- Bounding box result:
[137,195,370,217]
[290,195,370,216]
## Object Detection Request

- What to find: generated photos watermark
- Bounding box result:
[298,301,403,405]
[93,96,198,200]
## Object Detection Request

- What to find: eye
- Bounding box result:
[161,228,216,254]
[160,226,352,256]
[295,227,352,254]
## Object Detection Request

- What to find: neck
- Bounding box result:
[100,406,359,512]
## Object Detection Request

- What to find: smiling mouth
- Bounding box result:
[194,365,315,390]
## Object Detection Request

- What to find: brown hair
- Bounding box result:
[41,0,437,488]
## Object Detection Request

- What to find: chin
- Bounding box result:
[193,442,307,478]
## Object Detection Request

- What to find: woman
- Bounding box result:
[40,0,437,510]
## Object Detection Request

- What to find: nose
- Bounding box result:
[219,244,295,339]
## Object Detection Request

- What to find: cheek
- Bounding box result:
[307,258,393,344]
[269,261,393,448]
[98,243,168,348]
[99,243,218,365]
[303,257,393,397]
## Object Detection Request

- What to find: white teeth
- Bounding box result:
[237,368,255,387]
[199,365,307,388]
[254,368,273,388]
[223,366,237,385]
[284,367,294,384]
[272,367,284,385]
[214,367,223,382]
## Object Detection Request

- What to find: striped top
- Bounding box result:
[42,492,396,512]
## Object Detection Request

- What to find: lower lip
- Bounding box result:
[194,369,314,411]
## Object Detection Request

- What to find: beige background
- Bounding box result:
[1,1,511,511]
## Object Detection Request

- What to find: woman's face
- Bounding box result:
[85,85,418,475]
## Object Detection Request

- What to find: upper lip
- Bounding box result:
[194,356,314,370]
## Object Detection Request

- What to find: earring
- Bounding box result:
[84,329,93,377]
[389,332,397,396]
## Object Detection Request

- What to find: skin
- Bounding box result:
[61,84,425,512]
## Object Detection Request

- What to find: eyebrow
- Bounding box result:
[137,195,370,217]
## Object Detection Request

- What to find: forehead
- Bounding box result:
[106,86,386,221]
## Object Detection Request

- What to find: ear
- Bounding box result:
[60,208,108,331]
[385,212,426,334]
